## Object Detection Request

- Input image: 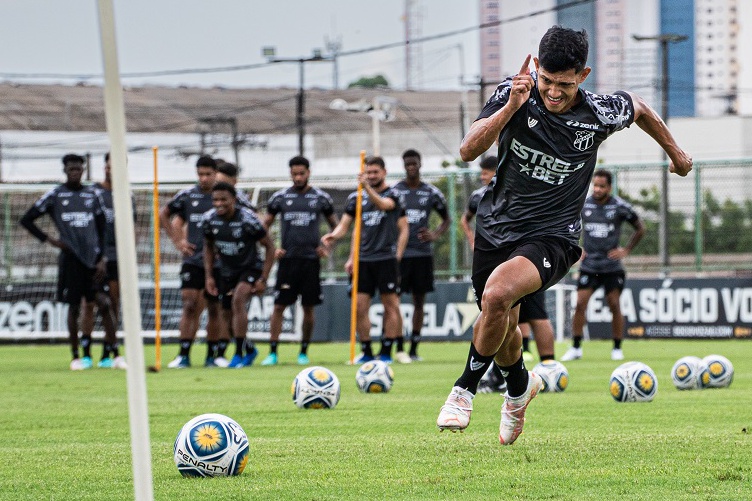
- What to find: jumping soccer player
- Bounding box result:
[436,26,691,444]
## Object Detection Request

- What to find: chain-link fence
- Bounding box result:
[2,158,751,286]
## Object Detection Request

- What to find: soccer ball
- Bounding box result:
[292,366,341,409]
[609,362,658,403]
[173,413,249,477]
[671,356,710,390]
[702,354,734,388]
[532,360,569,392]
[356,360,395,393]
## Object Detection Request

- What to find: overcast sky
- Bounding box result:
[0,0,483,91]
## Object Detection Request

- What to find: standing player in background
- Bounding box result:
[203,183,275,368]
[562,169,645,362]
[19,154,118,370]
[517,291,556,364]
[460,156,497,248]
[216,160,257,211]
[159,156,224,368]
[81,152,129,369]
[436,26,691,444]
[393,149,451,363]
[212,159,256,364]
[261,156,338,366]
[322,156,409,364]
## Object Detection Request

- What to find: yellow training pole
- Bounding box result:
[349,151,367,364]
[152,146,162,371]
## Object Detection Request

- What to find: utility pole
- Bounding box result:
[633,33,688,272]
[263,47,332,156]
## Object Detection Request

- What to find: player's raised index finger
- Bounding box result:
[519,54,531,75]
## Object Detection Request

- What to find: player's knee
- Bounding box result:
[183,299,199,316]
[481,284,515,315]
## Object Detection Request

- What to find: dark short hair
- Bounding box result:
[593,169,613,186]
[538,26,589,74]
[104,152,110,162]
[402,149,421,161]
[62,153,85,166]
[479,156,498,171]
[365,156,385,169]
[212,181,236,197]
[217,162,239,178]
[196,155,217,169]
[289,156,310,169]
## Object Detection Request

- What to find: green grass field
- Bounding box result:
[1,339,750,500]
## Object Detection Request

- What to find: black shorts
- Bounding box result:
[471,235,581,310]
[57,252,97,305]
[351,259,400,297]
[106,260,119,282]
[518,290,548,323]
[219,268,262,310]
[274,257,322,307]
[577,270,625,294]
[179,263,219,301]
[399,256,435,294]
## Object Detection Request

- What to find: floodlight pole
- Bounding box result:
[632,33,688,273]
[265,50,332,156]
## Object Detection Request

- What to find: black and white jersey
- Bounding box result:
[22,184,105,268]
[466,186,487,216]
[392,180,449,258]
[166,185,214,267]
[91,183,136,263]
[266,186,334,259]
[475,73,634,249]
[202,207,266,276]
[236,190,257,211]
[580,195,639,273]
[344,186,405,262]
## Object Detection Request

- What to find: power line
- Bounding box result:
[0,0,594,82]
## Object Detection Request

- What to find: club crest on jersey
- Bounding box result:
[528,117,538,128]
[574,130,595,151]
[232,228,242,238]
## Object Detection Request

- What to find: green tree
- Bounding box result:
[347,75,390,89]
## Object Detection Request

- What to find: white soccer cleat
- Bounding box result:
[437,386,474,432]
[112,356,128,370]
[561,347,583,361]
[394,351,413,364]
[70,358,86,371]
[213,356,230,368]
[499,371,543,446]
[611,348,625,361]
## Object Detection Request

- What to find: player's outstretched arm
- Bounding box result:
[322,213,353,247]
[628,91,692,177]
[460,55,534,162]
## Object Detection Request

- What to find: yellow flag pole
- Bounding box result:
[349,151,367,364]
[152,146,162,371]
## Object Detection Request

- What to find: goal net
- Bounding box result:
[1,169,478,343]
